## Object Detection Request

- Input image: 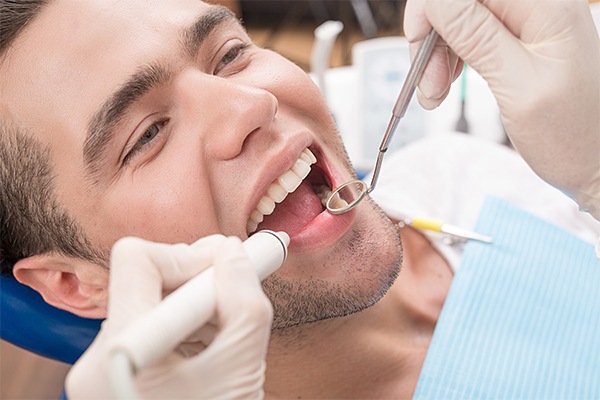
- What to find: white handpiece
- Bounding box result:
[108,230,289,372]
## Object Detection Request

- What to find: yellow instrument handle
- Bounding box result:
[410,217,444,232]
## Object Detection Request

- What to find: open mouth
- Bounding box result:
[246,148,339,236]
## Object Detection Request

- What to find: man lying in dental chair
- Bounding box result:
[0,0,598,398]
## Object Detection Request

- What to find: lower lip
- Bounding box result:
[288,207,355,251]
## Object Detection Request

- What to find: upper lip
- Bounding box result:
[242,133,313,235]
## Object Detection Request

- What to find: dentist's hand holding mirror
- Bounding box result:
[403,0,600,220]
[330,0,599,220]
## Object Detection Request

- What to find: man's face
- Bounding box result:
[0,0,401,328]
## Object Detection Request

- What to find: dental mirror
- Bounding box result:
[326,29,439,215]
[325,180,368,214]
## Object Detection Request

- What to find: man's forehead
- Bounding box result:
[0,0,213,139]
[8,0,214,71]
[41,0,212,24]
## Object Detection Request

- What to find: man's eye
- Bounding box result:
[214,42,250,75]
[140,124,160,144]
[123,120,167,164]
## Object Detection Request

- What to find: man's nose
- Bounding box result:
[173,70,278,160]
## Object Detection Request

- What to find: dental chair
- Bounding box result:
[0,263,101,365]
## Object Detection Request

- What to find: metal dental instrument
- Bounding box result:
[326,29,439,214]
[403,216,493,244]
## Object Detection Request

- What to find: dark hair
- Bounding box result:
[1,0,48,55]
[0,125,106,275]
[1,0,105,275]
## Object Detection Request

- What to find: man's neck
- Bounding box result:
[264,226,453,399]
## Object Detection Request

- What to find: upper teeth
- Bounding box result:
[247,148,317,235]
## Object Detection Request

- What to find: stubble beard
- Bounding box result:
[262,196,402,331]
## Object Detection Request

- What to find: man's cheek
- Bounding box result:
[101,181,219,245]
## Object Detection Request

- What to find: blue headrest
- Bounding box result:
[0,269,102,365]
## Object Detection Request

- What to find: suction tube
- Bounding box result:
[108,231,289,375]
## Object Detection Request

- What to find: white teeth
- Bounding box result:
[247,148,317,235]
[315,184,331,204]
[301,148,317,164]
[327,191,349,209]
[278,170,302,193]
[291,158,311,179]
[267,183,288,203]
[314,184,349,209]
[250,209,264,223]
[257,197,275,215]
[247,220,259,235]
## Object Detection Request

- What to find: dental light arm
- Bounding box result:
[311,20,344,104]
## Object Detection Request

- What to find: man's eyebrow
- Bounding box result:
[83,6,238,179]
[84,63,170,177]
[182,6,237,58]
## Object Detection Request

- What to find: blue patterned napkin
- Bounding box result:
[414,196,600,399]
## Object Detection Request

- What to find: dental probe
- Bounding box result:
[326,29,439,214]
[401,216,493,244]
[108,230,289,399]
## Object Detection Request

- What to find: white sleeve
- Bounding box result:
[369,132,600,268]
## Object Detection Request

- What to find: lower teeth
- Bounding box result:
[314,185,332,208]
[314,185,349,210]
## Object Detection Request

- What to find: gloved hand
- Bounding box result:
[66,235,273,399]
[404,0,600,220]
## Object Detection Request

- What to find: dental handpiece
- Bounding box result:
[108,230,289,373]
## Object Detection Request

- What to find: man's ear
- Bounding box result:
[13,253,109,319]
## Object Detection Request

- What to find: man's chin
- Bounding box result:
[268,276,398,331]
[263,198,402,331]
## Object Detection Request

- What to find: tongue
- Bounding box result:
[257,180,324,236]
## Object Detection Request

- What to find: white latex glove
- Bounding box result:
[404,0,600,220]
[66,235,272,399]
